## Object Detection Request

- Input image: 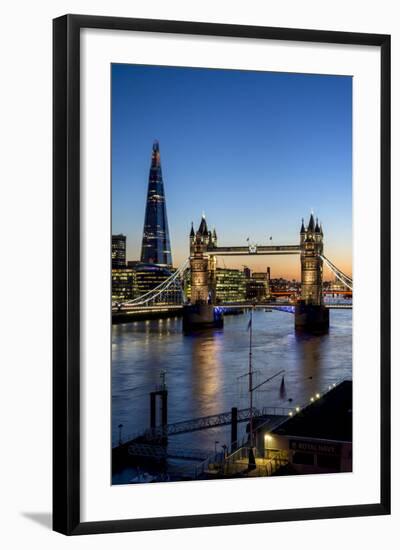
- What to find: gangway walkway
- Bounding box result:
[116,406,290,448]
[128,442,212,462]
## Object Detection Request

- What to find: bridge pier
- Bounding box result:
[182,303,223,331]
[294,302,330,334]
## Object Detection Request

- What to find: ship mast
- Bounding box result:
[244,308,284,468]
[248,307,254,448]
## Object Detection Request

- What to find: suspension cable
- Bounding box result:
[120,259,189,306]
[320,255,353,290]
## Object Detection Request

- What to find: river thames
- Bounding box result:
[112,309,351,481]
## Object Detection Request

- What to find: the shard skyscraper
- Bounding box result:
[140,140,173,267]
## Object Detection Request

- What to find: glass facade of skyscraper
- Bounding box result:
[140,141,172,267]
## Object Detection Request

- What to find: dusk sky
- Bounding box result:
[112,64,352,280]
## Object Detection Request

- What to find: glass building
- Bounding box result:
[245,279,267,301]
[112,234,126,269]
[250,270,271,300]
[112,269,136,301]
[215,268,246,303]
[112,264,182,304]
[135,264,182,305]
[140,141,172,267]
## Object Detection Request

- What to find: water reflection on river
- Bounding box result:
[112,310,352,456]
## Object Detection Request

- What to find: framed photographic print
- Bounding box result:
[53,14,391,535]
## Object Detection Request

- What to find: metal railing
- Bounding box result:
[220,446,288,477]
[113,406,292,447]
[192,435,249,479]
[114,377,350,448]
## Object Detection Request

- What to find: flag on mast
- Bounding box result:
[280,375,287,399]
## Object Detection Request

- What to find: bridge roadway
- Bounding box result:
[112,301,352,318]
[117,406,289,448]
[222,302,352,311]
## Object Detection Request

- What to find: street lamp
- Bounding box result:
[265,434,272,459]
[214,440,220,454]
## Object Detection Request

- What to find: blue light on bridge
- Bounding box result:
[213,306,224,321]
[273,305,295,314]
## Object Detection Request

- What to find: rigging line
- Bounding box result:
[251,369,285,392]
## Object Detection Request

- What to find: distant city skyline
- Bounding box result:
[112,64,352,280]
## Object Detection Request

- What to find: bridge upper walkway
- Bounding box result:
[208,244,300,255]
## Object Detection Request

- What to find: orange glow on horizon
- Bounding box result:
[170,250,352,281]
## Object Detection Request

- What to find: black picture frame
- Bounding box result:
[53,14,391,535]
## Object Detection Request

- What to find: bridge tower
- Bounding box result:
[189,216,210,303]
[183,215,223,330]
[295,213,329,333]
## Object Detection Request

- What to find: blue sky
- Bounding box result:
[112,64,352,279]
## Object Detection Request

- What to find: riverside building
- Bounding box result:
[112,234,127,269]
[215,268,246,303]
[256,380,352,475]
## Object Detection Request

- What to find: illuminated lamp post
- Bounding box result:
[265,434,272,459]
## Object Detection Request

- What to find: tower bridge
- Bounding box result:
[184,212,334,333]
